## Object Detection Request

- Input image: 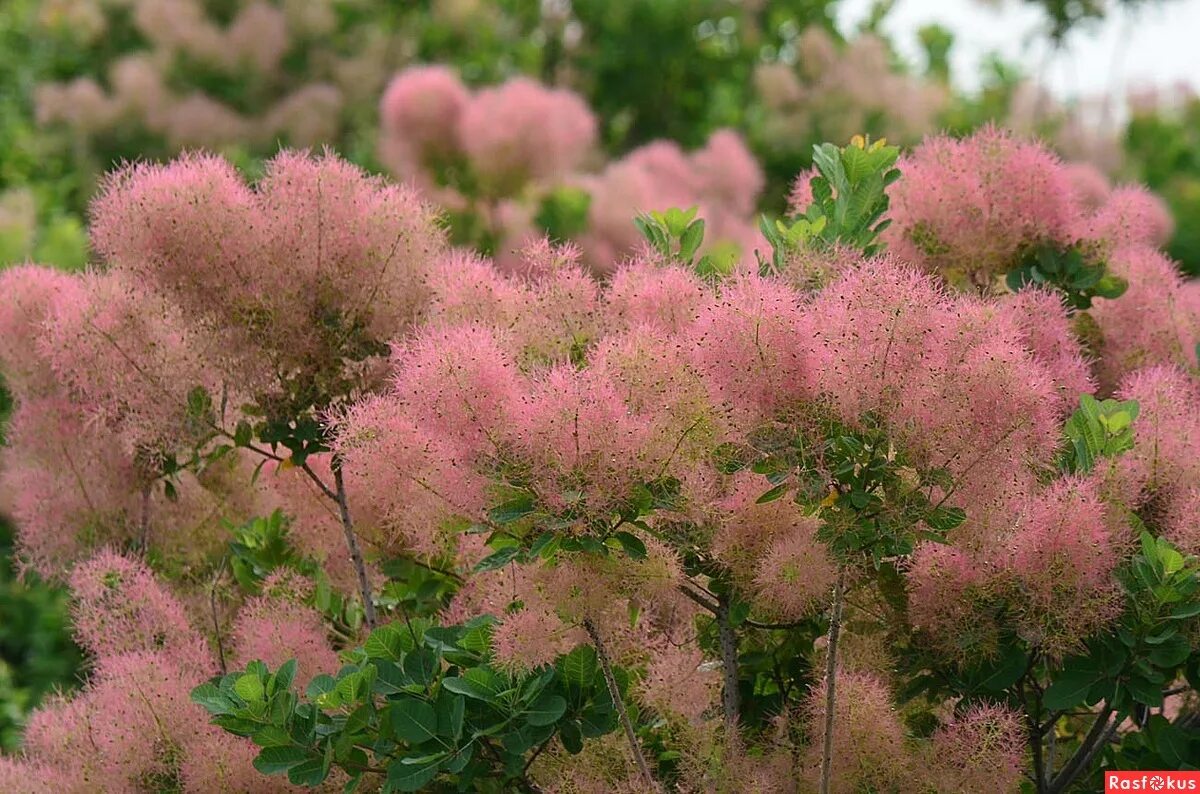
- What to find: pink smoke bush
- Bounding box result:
[2,129,1196,790]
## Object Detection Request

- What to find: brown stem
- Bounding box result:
[331,464,376,630]
[819,569,846,794]
[716,595,741,731]
[1048,705,1115,793]
[138,484,152,552]
[583,618,657,791]
[209,556,228,675]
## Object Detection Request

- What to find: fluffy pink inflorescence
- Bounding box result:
[685,273,817,432]
[230,575,340,685]
[1089,245,1200,389]
[807,256,950,423]
[0,398,144,577]
[996,288,1095,414]
[906,542,1004,663]
[490,607,572,676]
[0,264,83,396]
[69,550,211,673]
[884,126,1080,284]
[334,395,484,559]
[1115,366,1200,543]
[925,703,1025,793]
[504,364,661,516]
[712,473,831,586]
[576,132,765,274]
[1002,477,1123,657]
[90,149,445,390]
[604,258,710,334]
[636,642,720,724]
[457,77,597,193]
[426,248,528,330]
[378,65,470,174]
[801,670,911,793]
[1080,185,1174,250]
[41,270,223,453]
[752,525,839,621]
[389,323,524,460]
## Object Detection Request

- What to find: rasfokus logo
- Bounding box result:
[1106,772,1200,791]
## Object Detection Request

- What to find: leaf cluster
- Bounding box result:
[192,618,623,792]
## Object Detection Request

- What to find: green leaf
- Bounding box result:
[251,725,294,748]
[442,671,502,705]
[1126,674,1165,707]
[272,659,298,694]
[403,647,440,686]
[1169,601,1200,619]
[474,545,521,573]
[925,506,966,532]
[489,494,535,524]
[435,691,465,740]
[557,646,599,688]
[287,755,330,787]
[1148,715,1191,767]
[306,675,336,699]
[559,720,583,754]
[1148,635,1191,668]
[756,483,788,504]
[967,645,1027,693]
[235,672,265,702]
[364,625,406,661]
[609,531,647,560]
[191,682,238,714]
[679,218,705,262]
[386,754,445,792]
[1043,666,1099,710]
[525,694,568,727]
[253,745,310,776]
[390,697,439,744]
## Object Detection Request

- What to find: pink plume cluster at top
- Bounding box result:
[576,132,765,274]
[91,149,444,395]
[380,67,596,197]
[885,126,1079,284]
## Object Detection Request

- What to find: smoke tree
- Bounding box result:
[0,125,1198,792]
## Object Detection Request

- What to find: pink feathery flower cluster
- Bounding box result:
[379,67,764,275]
[91,149,444,394]
[909,477,1124,661]
[230,572,340,684]
[884,126,1081,285]
[800,670,911,793]
[881,126,1174,293]
[1116,367,1200,554]
[3,552,337,791]
[712,474,836,616]
[924,703,1025,793]
[1089,246,1200,388]
[577,132,765,274]
[380,67,597,197]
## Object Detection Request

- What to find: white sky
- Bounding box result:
[836,0,1200,101]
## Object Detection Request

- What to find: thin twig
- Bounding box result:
[138,484,152,552]
[583,619,657,791]
[819,569,846,794]
[331,463,377,630]
[209,555,229,675]
[716,595,741,731]
[677,582,719,613]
